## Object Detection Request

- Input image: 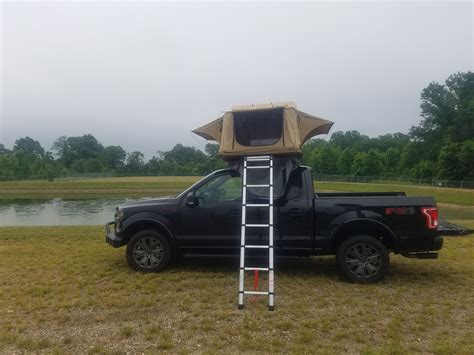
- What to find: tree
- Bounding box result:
[309,143,340,174]
[205,143,219,158]
[0,144,10,155]
[204,143,227,171]
[52,134,104,167]
[163,144,208,166]
[372,133,410,152]
[399,142,420,172]
[301,138,326,166]
[458,140,474,179]
[125,151,145,173]
[0,154,19,178]
[383,148,401,176]
[352,149,382,176]
[101,146,126,171]
[412,161,436,180]
[51,136,67,159]
[337,148,356,175]
[13,137,45,157]
[437,141,461,180]
[330,130,370,151]
[410,71,474,145]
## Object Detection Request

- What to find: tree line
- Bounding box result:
[0,71,473,181]
[0,136,226,180]
[302,72,473,181]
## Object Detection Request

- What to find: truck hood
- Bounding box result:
[118,197,178,212]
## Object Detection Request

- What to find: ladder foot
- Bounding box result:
[238,304,244,310]
[268,306,275,311]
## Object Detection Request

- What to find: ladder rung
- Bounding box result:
[246,166,270,169]
[244,291,269,295]
[245,245,269,249]
[246,156,271,161]
[244,267,269,271]
[245,224,270,228]
[246,184,270,188]
[245,203,270,207]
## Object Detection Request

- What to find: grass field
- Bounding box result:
[0,226,473,353]
[315,182,474,206]
[0,176,200,199]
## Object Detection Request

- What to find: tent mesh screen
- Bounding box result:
[233,108,283,146]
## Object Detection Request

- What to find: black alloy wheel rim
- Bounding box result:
[133,237,164,268]
[345,243,382,278]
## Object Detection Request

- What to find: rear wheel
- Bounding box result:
[336,234,389,283]
[126,229,171,272]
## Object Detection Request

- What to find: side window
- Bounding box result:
[195,174,242,206]
[286,170,303,200]
[219,176,242,200]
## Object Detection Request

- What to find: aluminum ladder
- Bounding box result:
[238,155,274,311]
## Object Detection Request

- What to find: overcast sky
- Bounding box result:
[1,1,473,157]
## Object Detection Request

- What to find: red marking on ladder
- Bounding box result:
[250,270,259,304]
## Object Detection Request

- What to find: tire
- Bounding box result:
[126,229,171,272]
[336,234,389,284]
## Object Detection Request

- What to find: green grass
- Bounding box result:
[437,203,474,221]
[0,226,473,353]
[315,181,474,206]
[0,176,200,199]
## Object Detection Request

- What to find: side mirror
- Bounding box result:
[185,193,198,207]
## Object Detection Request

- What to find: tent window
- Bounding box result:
[233,109,283,146]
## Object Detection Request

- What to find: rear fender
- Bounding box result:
[330,212,398,251]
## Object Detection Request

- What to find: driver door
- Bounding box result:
[179,172,242,253]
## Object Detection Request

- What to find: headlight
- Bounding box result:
[115,207,125,233]
[115,207,125,222]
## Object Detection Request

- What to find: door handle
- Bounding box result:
[289,208,305,216]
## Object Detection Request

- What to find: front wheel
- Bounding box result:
[126,229,171,272]
[336,235,389,283]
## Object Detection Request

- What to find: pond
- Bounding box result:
[0,198,146,227]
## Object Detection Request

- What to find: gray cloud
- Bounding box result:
[1,1,472,156]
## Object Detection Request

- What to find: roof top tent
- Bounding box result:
[193,102,334,198]
[193,102,334,158]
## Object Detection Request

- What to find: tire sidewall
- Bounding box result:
[336,234,389,284]
[126,229,171,272]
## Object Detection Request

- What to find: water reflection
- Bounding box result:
[0,198,144,226]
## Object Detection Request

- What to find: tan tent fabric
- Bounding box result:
[192,115,224,143]
[193,102,333,157]
[298,110,334,143]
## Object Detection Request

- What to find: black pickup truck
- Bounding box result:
[105,166,443,283]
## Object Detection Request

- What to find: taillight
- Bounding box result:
[421,207,438,230]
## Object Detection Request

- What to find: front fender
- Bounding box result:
[121,212,175,238]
